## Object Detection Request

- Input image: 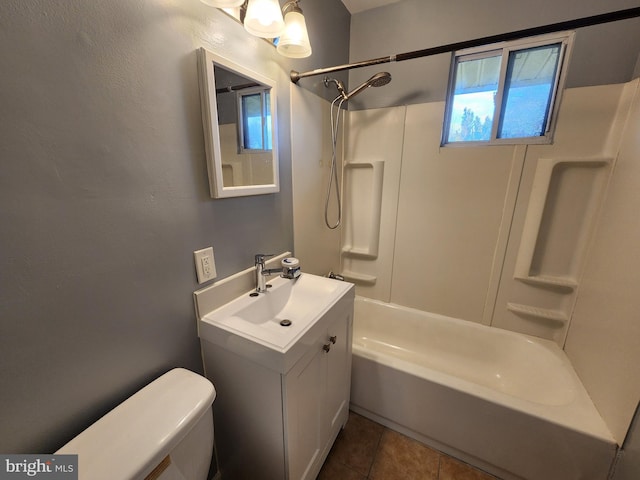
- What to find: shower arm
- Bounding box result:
[290,6,640,84]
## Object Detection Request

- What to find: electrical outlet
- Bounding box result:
[194,247,217,284]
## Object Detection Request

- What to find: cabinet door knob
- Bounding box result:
[329,336,337,344]
[323,343,331,353]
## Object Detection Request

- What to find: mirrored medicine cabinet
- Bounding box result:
[197,47,279,198]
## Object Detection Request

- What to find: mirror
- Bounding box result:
[197,47,279,198]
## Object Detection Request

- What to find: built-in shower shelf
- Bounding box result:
[515,275,578,291]
[507,303,568,324]
[341,247,378,260]
[342,161,384,260]
[340,271,377,285]
[514,157,610,285]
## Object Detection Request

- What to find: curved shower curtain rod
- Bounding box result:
[290,6,640,84]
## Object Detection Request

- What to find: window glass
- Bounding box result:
[498,44,561,139]
[241,93,264,150]
[239,89,272,151]
[264,91,272,150]
[447,55,501,142]
[442,32,572,146]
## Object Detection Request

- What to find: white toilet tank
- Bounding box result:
[56,368,216,480]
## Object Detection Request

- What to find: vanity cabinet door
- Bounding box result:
[284,337,326,480]
[325,309,353,440]
[283,300,353,480]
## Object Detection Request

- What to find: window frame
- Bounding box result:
[442,31,575,147]
[236,86,273,154]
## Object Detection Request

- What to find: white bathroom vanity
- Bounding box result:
[195,265,354,480]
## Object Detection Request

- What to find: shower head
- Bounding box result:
[345,71,392,100]
[324,72,392,101]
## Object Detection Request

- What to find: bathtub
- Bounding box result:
[350,297,617,480]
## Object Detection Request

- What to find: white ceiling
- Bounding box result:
[340,0,404,14]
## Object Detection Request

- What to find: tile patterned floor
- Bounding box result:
[317,412,500,480]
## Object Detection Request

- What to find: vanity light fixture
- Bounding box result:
[277,1,312,58]
[244,0,286,38]
[200,0,245,7]
[202,0,313,58]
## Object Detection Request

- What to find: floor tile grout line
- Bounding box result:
[366,426,386,479]
[319,411,500,480]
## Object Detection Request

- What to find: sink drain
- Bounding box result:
[279,319,292,327]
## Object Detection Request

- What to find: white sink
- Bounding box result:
[198,273,354,373]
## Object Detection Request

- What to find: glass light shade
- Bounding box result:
[277,10,312,58]
[244,0,285,38]
[200,0,244,7]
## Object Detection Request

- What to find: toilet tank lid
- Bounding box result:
[56,368,215,480]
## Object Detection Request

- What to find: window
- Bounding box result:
[443,32,574,146]
[237,87,272,152]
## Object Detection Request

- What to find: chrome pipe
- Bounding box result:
[291,56,393,83]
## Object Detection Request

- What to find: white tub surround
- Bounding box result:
[350,297,616,480]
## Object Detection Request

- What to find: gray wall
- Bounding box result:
[287,0,351,102]
[347,0,640,110]
[0,0,349,454]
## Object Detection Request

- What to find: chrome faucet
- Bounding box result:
[254,254,301,293]
[255,254,283,293]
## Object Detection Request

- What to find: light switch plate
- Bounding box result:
[194,247,217,284]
